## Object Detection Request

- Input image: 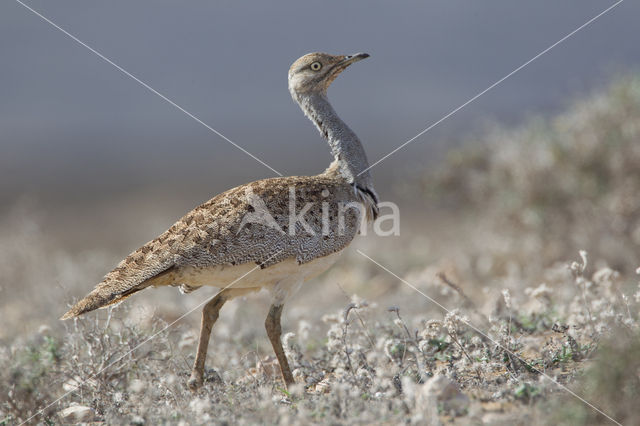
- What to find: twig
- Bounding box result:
[570,251,596,336]
[447,330,482,382]
[342,303,356,376]
[437,272,492,330]
[388,307,427,383]
[335,282,376,349]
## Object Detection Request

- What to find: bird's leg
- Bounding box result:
[265,303,295,387]
[188,291,228,390]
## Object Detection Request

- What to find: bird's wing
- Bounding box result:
[61,175,363,319]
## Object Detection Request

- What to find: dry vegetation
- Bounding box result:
[2,76,640,425]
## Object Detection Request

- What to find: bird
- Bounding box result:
[61,52,378,390]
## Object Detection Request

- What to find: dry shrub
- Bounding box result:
[544,327,640,426]
[421,75,640,274]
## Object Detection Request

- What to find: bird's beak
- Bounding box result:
[340,53,370,66]
[323,53,370,89]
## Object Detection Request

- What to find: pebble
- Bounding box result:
[129,379,146,394]
[58,405,95,422]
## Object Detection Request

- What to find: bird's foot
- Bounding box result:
[188,368,223,391]
[187,372,203,391]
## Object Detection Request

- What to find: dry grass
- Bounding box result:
[2,255,638,424]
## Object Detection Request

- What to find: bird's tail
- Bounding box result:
[60,237,177,320]
[60,284,146,320]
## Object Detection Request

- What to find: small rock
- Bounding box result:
[62,376,98,392]
[130,414,145,425]
[58,405,95,422]
[113,391,125,405]
[38,325,52,336]
[161,374,178,386]
[313,377,332,394]
[417,375,470,417]
[189,397,212,421]
[129,379,145,394]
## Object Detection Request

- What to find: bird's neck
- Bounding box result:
[294,92,376,194]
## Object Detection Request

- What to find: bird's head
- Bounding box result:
[288,52,369,96]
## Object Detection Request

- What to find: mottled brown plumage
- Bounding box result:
[62,52,377,389]
[61,174,370,319]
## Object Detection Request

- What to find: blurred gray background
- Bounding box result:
[1,0,638,247]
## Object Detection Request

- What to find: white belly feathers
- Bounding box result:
[159,250,343,303]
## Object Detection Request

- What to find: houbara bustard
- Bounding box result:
[62,52,378,390]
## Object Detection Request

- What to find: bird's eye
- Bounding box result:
[310,62,322,71]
